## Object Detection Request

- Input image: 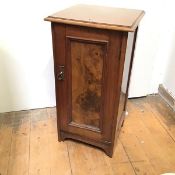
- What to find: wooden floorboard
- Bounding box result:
[128,98,175,173]
[7,111,30,175]
[0,95,174,175]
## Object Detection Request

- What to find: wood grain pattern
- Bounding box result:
[57,25,124,147]
[121,97,175,174]
[61,25,128,156]
[0,118,13,175]
[7,111,30,175]
[47,5,145,157]
[0,96,175,174]
[45,4,145,32]
[52,23,129,156]
[29,109,71,175]
[71,40,105,129]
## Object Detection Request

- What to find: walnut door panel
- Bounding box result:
[66,36,108,136]
[70,38,105,130]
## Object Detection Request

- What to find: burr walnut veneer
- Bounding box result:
[45,4,144,157]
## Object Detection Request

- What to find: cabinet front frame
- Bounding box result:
[52,23,125,144]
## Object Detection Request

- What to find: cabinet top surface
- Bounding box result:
[44,4,145,32]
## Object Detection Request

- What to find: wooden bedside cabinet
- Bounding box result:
[44,4,144,157]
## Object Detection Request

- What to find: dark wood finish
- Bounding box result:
[51,23,66,141]
[45,5,144,157]
[68,36,107,130]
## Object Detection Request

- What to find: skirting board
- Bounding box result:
[158,84,175,111]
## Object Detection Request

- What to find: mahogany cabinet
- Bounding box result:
[45,4,144,157]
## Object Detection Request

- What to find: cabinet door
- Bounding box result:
[52,24,123,143]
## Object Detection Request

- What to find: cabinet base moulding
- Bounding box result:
[60,131,113,157]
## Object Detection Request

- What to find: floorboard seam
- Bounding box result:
[120,139,137,175]
[6,120,14,175]
[28,112,31,175]
[66,142,73,175]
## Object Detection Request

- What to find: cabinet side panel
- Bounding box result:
[109,32,128,151]
[117,32,135,125]
[113,28,138,150]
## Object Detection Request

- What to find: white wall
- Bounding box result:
[147,1,175,97]
[0,0,174,112]
[0,0,56,113]
[161,1,175,97]
[0,0,75,113]
[128,0,175,97]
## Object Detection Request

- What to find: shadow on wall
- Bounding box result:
[0,46,56,113]
[41,56,56,107]
[163,29,175,96]
[0,47,24,113]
